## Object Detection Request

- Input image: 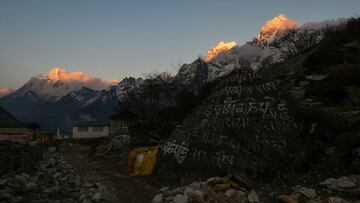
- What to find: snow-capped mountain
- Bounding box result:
[55,87,99,107]
[177,14,299,83]
[0,68,142,130]
[174,58,208,92]
[204,41,238,62]
[186,14,340,83]
[206,14,299,78]
[256,14,298,42]
[3,76,70,103]
[3,67,117,103]
[111,77,144,102]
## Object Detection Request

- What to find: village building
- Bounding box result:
[0,106,40,141]
[72,121,110,139]
[109,110,138,134]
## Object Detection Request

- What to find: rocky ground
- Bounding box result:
[152,175,360,203]
[0,141,111,203]
[60,142,157,203]
[1,141,360,203]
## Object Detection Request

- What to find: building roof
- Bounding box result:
[0,122,39,129]
[0,106,18,123]
[73,121,110,127]
[109,110,139,120]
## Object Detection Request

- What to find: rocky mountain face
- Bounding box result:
[173,58,208,93]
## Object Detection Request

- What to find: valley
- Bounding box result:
[1,8,360,203]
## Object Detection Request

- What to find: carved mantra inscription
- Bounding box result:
[161,140,189,164]
[161,68,299,167]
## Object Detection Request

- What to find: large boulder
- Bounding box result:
[159,66,301,179]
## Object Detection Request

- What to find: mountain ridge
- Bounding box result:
[0,14,348,130]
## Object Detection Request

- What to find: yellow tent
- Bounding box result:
[128,145,159,176]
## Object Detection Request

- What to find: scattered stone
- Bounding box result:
[337,176,357,189]
[152,193,163,203]
[224,188,236,197]
[92,192,102,201]
[164,195,175,202]
[185,189,204,202]
[163,188,182,197]
[326,197,350,203]
[48,147,57,153]
[298,187,317,199]
[154,176,246,203]
[350,174,360,184]
[0,188,14,200]
[48,158,57,166]
[307,197,322,203]
[14,174,27,184]
[214,183,230,191]
[248,190,260,203]
[83,182,94,188]
[278,194,299,203]
[158,186,169,193]
[0,178,8,186]
[305,74,327,81]
[190,181,201,190]
[53,172,62,179]
[229,180,244,191]
[81,198,93,203]
[207,177,222,185]
[25,182,38,191]
[319,178,338,190]
[229,190,248,203]
[204,188,228,202]
[173,194,188,203]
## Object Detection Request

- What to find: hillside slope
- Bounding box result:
[154,17,360,202]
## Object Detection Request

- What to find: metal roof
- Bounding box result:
[73,121,110,127]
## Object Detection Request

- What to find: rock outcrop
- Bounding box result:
[159,66,301,178]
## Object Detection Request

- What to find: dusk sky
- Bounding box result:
[1,0,359,90]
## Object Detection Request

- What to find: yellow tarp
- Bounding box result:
[128,145,159,176]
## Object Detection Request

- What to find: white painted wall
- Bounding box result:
[72,126,109,139]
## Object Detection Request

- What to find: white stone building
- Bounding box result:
[72,121,110,139]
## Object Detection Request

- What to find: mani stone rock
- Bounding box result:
[159,66,301,176]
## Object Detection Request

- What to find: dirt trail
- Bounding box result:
[61,144,157,203]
